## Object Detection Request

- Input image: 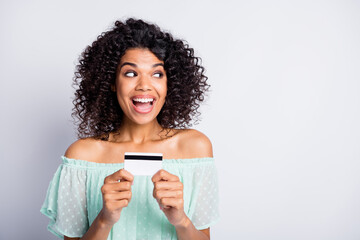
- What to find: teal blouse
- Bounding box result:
[40,156,220,239]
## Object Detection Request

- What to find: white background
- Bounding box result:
[0,0,359,239]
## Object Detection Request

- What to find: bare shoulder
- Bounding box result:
[176,129,213,158]
[64,138,103,162]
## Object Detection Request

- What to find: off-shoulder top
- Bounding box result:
[40,156,220,240]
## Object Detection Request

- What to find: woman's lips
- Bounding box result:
[131,95,156,114]
[132,101,154,114]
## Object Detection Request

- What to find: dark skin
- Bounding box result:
[64,49,213,239]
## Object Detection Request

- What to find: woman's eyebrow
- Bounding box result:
[119,62,137,70]
[119,62,164,70]
[152,63,164,68]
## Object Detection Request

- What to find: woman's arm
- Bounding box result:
[64,169,134,240]
[63,140,134,240]
[64,211,112,240]
[174,129,214,239]
[176,219,210,239]
[152,170,211,240]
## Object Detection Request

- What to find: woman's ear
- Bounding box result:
[111,84,116,92]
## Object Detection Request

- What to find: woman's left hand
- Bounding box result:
[152,169,188,227]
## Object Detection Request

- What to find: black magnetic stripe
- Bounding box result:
[124,155,163,161]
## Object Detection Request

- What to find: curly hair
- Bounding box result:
[72,18,210,140]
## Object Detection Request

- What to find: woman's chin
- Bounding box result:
[127,114,159,126]
[126,103,163,126]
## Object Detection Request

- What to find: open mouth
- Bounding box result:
[132,97,154,106]
[131,97,155,113]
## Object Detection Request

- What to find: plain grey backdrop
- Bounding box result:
[1,0,359,239]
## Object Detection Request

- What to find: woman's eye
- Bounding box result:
[153,72,163,78]
[124,71,137,77]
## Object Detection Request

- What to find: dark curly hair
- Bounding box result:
[72,18,210,140]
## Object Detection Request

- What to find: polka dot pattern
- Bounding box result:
[54,166,88,237]
[190,163,220,229]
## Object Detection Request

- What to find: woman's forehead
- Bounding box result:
[120,48,163,65]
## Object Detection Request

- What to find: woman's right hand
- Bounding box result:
[99,169,134,227]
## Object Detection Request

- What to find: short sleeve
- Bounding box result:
[40,162,89,238]
[190,160,220,230]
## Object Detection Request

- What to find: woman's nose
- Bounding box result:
[136,74,152,91]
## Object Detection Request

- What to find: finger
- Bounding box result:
[113,181,132,191]
[154,181,183,191]
[104,169,134,183]
[160,197,184,210]
[104,199,129,211]
[102,182,132,193]
[103,191,132,202]
[152,169,180,182]
[153,190,183,200]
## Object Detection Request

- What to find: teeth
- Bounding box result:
[133,98,154,103]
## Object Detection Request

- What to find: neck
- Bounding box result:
[113,117,164,144]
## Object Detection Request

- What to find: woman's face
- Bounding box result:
[115,48,167,125]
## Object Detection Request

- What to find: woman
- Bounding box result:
[41,18,219,240]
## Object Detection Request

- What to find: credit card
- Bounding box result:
[124,152,163,176]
